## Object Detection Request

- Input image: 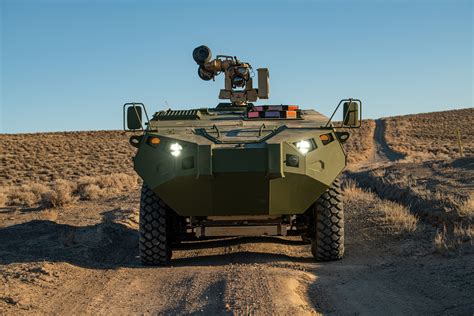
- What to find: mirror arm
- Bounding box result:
[325,99,346,128]
[341,98,354,126]
[133,105,144,131]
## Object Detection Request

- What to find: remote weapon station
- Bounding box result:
[124,45,362,265]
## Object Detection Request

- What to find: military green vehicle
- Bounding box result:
[123,45,361,265]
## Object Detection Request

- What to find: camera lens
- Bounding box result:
[193,45,212,65]
[198,66,214,81]
[231,75,245,87]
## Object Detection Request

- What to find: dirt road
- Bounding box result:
[361,119,405,166]
[373,119,406,162]
[1,191,473,315]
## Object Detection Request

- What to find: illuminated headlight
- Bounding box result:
[294,139,316,155]
[170,143,183,157]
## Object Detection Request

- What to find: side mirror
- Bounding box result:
[127,106,142,130]
[343,101,359,127]
[124,103,147,130]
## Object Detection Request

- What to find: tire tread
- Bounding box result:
[311,178,344,261]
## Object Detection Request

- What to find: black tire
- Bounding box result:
[309,179,344,261]
[139,184,172,266]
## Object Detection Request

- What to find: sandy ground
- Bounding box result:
[1,190,473,315]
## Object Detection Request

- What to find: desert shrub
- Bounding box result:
[79,184,103,200]
[2,173,138,208]
[458,194,473,219]
[6,183,50,207]
[434,226,448,253]
[377,200,418,234]
[343,181,418,234]
[41,179,77,208]
[77,173,138,200]
[0,189,7,207]
[434,224,473,254]
[354,163,472,225]
[454,223,473,244]
[341,178,358,191]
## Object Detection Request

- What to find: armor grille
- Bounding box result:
[154,109,201,120]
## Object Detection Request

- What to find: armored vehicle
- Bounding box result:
[124,45,361,265]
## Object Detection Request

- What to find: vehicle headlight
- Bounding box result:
[294,139,316,155]
[170,143,183,157]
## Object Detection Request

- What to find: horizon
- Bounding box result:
[1,0,472,133]
[0,106,472,135]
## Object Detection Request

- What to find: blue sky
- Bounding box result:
[1,0,472,133]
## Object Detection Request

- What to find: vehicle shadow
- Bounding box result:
[0,211,312,269]
[171,251,313,267]
[0,214,139,269]
[174,235,307,250]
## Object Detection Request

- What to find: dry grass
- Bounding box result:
[2,173,139,208]
[434,227,448,252]
[349,155,473,230]
[0,189,8,207]
[0,130,140,208]
[383,108,474,161]
[434,223,473,254]
[340,119,376,165]
[77,173,139,200]
[0,131,138,187]
[343,178,418,234]
[6,183,50,208]
[41,180,77,208]
[454,223,473,242]
[378,200,418,234]
[458,194,474,219]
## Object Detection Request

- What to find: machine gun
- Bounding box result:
[193,45,269,106]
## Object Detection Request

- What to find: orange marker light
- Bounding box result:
[288,105,299,111]
[320,134,330,142]
[286,111,297,118]
[320,133,334,145]
[149,137,161,145]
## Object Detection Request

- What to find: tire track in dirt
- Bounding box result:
[372,119,405,163]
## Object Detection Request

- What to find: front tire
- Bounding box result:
[139,184,172,266]
[309,179,344,261]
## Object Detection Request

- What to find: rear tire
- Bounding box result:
[309,179,344,261]
[139,184,172,266]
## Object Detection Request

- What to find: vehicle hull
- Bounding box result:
[133,129,346,216]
